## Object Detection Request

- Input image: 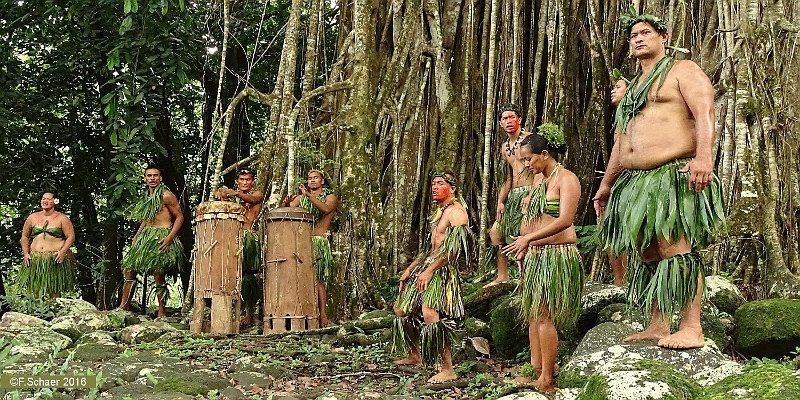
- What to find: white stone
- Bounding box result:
[555,388,582,400]
[691,360,743,386]
[497,392,549,400]
[605,370,671,400]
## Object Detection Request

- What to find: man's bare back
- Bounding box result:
[618,61,714,170]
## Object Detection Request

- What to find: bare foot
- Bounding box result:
[482,278,508,289]
[427,369,457,383]
[240,314,254,327]
[513,376,535,386]
[393,356,421,366]
[623,326,669,342]
[658,327,705,349]
[532,377,555,395]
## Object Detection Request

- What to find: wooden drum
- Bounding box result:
[263,207,318,333]
[191,201,245,334]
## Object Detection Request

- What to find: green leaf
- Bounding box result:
[119,15,133,35]
[124,0,131,14]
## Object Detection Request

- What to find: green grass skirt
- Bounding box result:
[18,252,77,297]
[597,159,725,256]
[517,244,584,329]
[241,230,263,306]
[627,252,705,320]
[313,235,336,287]
[395,257,465,320]
[499,186,531,241]
[122,227,183,274]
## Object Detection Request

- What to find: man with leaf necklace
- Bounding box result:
[119,165,184,318]
[392,171,470,383]
[593,6,724,349]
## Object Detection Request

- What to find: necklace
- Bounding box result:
[505,133,524,156]
[438,197,456,211]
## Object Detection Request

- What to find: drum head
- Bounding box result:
[266,207,313,223]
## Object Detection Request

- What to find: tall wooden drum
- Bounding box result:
[191,201,245,335]
[263,207,318,333]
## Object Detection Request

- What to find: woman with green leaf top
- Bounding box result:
[502,127,583,395]
[593,6,724,350]
[285,169,338,327]
[392,171,470,384]
[119,165,184,318]
[19,191,77,298]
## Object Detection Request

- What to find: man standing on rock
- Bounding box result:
[392,171,469,383]
[484,104,537,287]
[285,169,338,327]
[215,168,264,327]
[593,8,725,349]
[120,165,184,318]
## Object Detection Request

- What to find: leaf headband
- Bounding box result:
[620,4,667,34]
[430,171,458,189]
[536,123,566,148]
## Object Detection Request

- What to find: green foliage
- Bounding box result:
[576,374,608,400]
[0,338,22,371]
[574,225,597,254]
[536,122,566,147]
[0,293,58,320]
[697,359,800,400]
[518,362,537,379]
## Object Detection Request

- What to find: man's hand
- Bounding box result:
[23,253,30,266]
[680,157,713,192]
[55,248,69,263]
[592,185,611,219]
[158,235,175,252]
[298,184,310,197]
[502,235,531,258]
[416,269,434,292]
[398,267,413,292]
[495,203,505,221]
[282,195,298,207]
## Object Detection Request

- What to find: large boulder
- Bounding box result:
[0,326,73,362]
[560,322,740,388]
[704,276,746,315]
[50,311,115,341]
[119,321,178,344]
[52,298,98,318]
[107,309,147,329]
[489,295,528,359]
[577,283,626,335]
[464,317,491,338]
[0,312,49,329]
[734,299,800,359]
[696,361,800,399]
[575,358,701,400]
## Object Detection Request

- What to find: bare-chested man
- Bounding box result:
[120,165,184,318]
[216,169,264,327]
[593,11,724,349]
[285,170,338,327]
[485,104,537,287]
[20,192,77,298]
[392,171,469,383]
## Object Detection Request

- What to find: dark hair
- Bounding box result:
[144,164,163,174]
[520,133,566,159]
[237,168,255,179]
[430,170,458,192]
[497,103,522,120]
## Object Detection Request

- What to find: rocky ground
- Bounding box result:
[1,277,800,399]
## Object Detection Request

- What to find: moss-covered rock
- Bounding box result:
[0,311,48,328]
[0,325,73,362]
[734,299,800,359]
[154,376,209,396]
[358,309,393,320]
[120,321,178,344]
[704,275,746,315]
[576,283,626,335]
[561,322,740,386]
[697,361,800,399]
[574,359,701,400]
[71,342,120,361]
[53,298,98,318]
[489,295,527,359]
[700,301,730,351]
[107,309,146,329]
[464,317,491,338]
[464,281,516,318]
[596,303,647,332]
[50,311,115,341]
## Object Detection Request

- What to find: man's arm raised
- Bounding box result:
[676,60,715,192]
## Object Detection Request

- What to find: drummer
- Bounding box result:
[215,169,265,327]
[284,170,338,327]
